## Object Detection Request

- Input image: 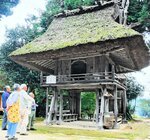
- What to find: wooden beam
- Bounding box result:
[114,85,118,128]
[12,59,54,74]
[122,89,127,123]
[59,90,63,123]
[47,90,55,124]
[46,87,49,121]
[98,86,105,129]
[105,98,109,113]
[76,92,81,119]
[96,89,100,125]
[28,62,54,73]
[53,89,58,122]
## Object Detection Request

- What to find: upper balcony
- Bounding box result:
[40,72,126,89]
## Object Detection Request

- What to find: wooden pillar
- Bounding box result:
[74,95,77,114]
[71,93,74,113]
[112,64,115,80]
[46,87,49,121]
[76,92,81,119]
[114,85,118,128]
[96,90,99,125]
[69,92,72,113]
[59,90,63,123]
[54,89,58,122]
[105,99,109,113]
[98,87,105,129]
[47,90,55,124]
[40,72,43,85]
[122,89,127,123]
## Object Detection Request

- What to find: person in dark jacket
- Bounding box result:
[2,86,11,130]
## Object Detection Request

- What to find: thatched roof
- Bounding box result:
[11,6,139,56]
[10,4,149,73]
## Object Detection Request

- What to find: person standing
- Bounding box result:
[17,84,34,135]
[27,92,38,131]
[2,86,11,130]
[6,84,21,140]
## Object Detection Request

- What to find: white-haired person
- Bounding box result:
[17,84,34,135]
[6,84,21,140]
[27,92,38,131]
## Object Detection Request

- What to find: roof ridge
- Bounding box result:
[55,1,114,18]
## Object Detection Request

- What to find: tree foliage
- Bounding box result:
[128,0,150,31]
[81,92,96,118]
[138,99,150,118]
[0,19,46,116]
[0,0,19,17]
[126,77,144,101]
[126,77,144,120]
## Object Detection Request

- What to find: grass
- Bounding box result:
[0,116,149,140]
[34,120,150,140]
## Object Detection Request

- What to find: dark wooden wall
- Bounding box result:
[56,55,113,75]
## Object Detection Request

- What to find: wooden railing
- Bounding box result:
[41,72,126,86]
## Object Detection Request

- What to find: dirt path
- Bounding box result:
[0,130,51,140]
[0,129,129,140]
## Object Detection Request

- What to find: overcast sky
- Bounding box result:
[0,0,150,98]
[0,0,46,44]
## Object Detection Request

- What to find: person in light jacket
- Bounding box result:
[17,84,34,135]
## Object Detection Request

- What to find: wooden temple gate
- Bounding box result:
[10,1,149,129]
[41,55,127,129]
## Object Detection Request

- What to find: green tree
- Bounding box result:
[128,0,150,31]
[138,99,150,117]
[126,77,144,101]
[64,0,94,10]
[0,20,46,116]
[81,92,96,118]
[0,0,20,17]
[0,70,9,89]
[126,77,144,119]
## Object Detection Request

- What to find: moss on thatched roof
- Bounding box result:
[11,6,139,56]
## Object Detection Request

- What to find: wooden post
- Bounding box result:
[47,90,55,124]
[122,89,127,123]
[114,85,118,128]
[59,90,63,123]
[105,99,109,113]
[96,90,99,125]
[54,89,58,122]
[98,87,105,129]
[112,64,115,80]
[40,71,43,85]
[76,92,81,120]
[46,87,49,121]
[72,93,74,113]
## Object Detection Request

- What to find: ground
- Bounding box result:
[0,118,150,140]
